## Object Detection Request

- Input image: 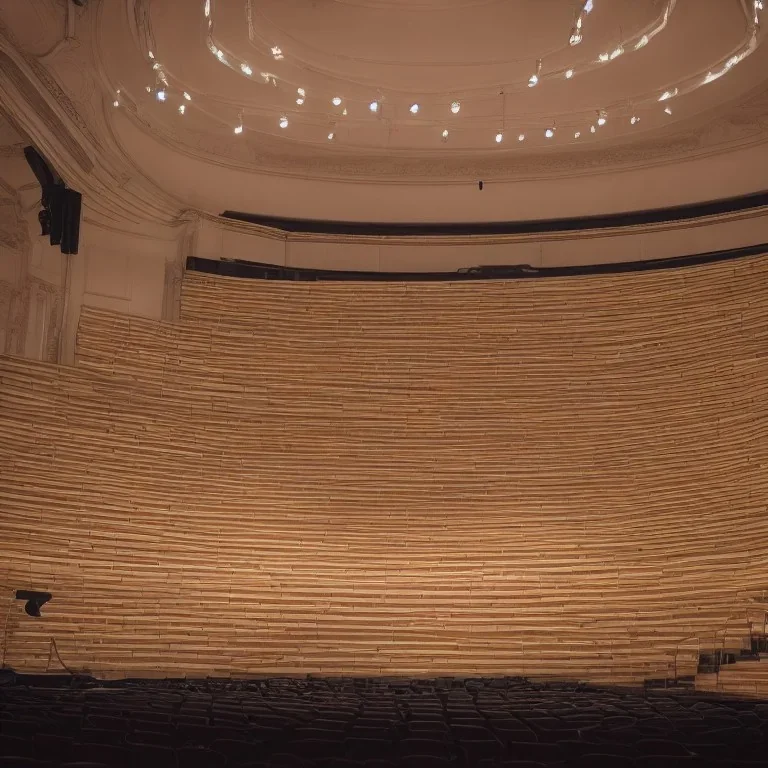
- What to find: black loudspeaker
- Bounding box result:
[23,146,82,255]
[15,591,53,618]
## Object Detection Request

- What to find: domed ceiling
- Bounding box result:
[99,0,768,173]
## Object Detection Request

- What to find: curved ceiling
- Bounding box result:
[103,0,768,160]
[6,0,768,223]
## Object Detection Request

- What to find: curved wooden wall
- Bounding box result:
[1,256,768,683]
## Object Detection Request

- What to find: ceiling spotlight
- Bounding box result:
[112,100,119,107]
[279,116,288,128]
[518,134,525,142]
[271,46,284,60]
[296,97,305,105]
[234,124,243,134]
[15,590,52,618]
[241,63,253,75]
[369,100,379,112]
[178,104,185,115]
[451,100,461,114]
[409,103,420,114]
[631,115,639,124]
[565,69,574,79]
[332,96,342,106]
[574,131,581,138]
[441,129,449,141]
[528,74,539,88]
[183,92,191,101]
[545,128,555,138]
[495,132,503,143]
[156,90,166,101]
[664,106,672,115]
[327,132,335,141]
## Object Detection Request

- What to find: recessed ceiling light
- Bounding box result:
[451,100,460,114]
[409,103,420,114]
[332,97,342,106]
[495,132,503,143]
[369,100,379,112]
[279,116,288,128]
[241,63,253,76]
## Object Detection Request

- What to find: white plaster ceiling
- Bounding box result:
[100,0,768,166]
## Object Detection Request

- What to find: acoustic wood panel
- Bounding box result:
[1,256,768,682]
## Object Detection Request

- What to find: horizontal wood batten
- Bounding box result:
[2,256,768,681]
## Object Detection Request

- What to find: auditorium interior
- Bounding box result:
[2,1,768,766]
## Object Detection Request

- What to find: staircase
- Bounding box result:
[695,632,768,698]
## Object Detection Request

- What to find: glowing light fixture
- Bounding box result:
[495,132,503,143]
[545,128,555,138]
[327,132,335,141]
[441,129,449,141]
[234,124,243,134]
[204,0,210,17]
[409,103,420,114]
[451,100,461,114]
[528,73,539,87]
[631,115,639,124]
[241,63,253,75]
[518,133,525,142]
[156,89,166,101]
[279,116,288,128]
[369,100,379,112]
[298,88,306,97]
[597,111,607,126]
[296,97,304,105]
[113,100,119,107]
[565,69,574,79]
[183,92,191,101]
[178,104,186,115]
[332,96,342,106]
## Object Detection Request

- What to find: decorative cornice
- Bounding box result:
[125,79,768,184]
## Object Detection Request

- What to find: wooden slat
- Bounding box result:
[1,255,767,681]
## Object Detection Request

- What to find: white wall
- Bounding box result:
[192,209,768,273]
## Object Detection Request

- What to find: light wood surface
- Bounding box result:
[1,256,767,682]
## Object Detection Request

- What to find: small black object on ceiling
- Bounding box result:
[24,147,82,255]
